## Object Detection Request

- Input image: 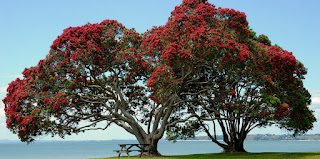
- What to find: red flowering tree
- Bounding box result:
[2,19,196,156]
[142,0,316,153]
[2,0,316,155]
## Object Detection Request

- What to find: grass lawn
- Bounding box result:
[97,152,320,159]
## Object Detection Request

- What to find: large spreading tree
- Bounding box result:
[2,20,195,156]
[3,0,316,155]
[142,0,316,153]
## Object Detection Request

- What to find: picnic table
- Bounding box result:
[114,143,151,158]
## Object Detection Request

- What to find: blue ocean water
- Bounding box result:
[0,140,319,159]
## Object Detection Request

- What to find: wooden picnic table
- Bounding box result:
[114,143,151,158]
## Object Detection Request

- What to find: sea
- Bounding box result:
[0,140,320,159]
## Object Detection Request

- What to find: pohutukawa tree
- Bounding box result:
[3,0,316,155]
[142,0,316,153]
[2,19,195,156]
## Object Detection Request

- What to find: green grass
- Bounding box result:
[96,152,320,159]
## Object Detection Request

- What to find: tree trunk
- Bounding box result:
[137,138,161,156]
[136,134,161,156]
[222,139,247,153]
[147,138,161,156]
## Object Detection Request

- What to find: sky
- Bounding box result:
[0,0,319,141]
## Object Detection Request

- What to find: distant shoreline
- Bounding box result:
[176,134,320,141]
[173,139,320,142]
[174,140,212,142]
[1,139,320,144]
[279,140,320,141]
[2,134,320,143]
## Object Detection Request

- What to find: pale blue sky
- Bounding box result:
[0,0,319,141]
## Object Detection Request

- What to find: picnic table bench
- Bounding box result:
[114,143,151,158]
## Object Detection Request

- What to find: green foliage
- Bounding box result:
[166,121,201,141]
[274,44,283,50]
[257,34,271,46]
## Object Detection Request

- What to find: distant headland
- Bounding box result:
[179,134,320,141]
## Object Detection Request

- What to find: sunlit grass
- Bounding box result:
[96,152,320,159]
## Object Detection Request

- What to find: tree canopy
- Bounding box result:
[141,0,316,152]
[2,18,197,156]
